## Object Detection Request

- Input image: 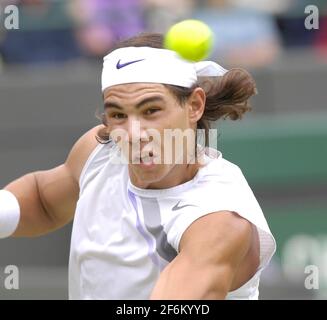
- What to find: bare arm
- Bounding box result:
[150,211,257,299]
[3,125,103,237]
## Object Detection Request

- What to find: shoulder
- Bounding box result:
[200,149,245,186]
[209,156,244,180]
[164,154,260,255]
[65,125,105,183]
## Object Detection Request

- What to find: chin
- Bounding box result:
[130,164,169,188]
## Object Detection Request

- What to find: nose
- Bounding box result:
[126,118,148,144]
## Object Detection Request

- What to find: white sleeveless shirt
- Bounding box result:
[69,141,276,299]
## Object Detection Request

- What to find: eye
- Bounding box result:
[144,108,161,115]
[110,113,127,119]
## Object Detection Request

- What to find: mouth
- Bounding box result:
[134,151,157,168]
[140,157,154,165]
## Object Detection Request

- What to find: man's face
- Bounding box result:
[103,83,204,188]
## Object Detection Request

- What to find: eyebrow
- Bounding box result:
[104,96,165,110]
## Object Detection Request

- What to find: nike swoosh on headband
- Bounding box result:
[116,59,145,69]
[172,200,197,211]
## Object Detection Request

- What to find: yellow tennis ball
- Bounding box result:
[164,19,214,62]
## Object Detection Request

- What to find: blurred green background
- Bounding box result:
[0,0,327,299]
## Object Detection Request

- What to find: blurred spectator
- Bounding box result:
[314,16,327,58]
[228,0,292,15]
[192,0,281,68]
[0,0,81,65]
[143,0,195,33]
[274,0,325,48]
[313,4,327,59]
[68,0,145,59]
[1,0,325,67]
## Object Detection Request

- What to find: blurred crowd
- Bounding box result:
[0,0,326,69]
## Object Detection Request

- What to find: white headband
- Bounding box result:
[101,47,228,91]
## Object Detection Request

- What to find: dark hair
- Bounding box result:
[97,33,256,146]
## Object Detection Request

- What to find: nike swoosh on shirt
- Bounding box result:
[116,59,145,69]
[172,200,197,211]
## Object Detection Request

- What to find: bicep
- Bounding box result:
[35,164,79,229]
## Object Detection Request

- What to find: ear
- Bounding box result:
[187,87,206,124]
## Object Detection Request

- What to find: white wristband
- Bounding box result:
[0,190,20,238]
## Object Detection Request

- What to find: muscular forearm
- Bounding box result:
[150,256,230,300]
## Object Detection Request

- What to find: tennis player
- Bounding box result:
[0,33,275,299]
